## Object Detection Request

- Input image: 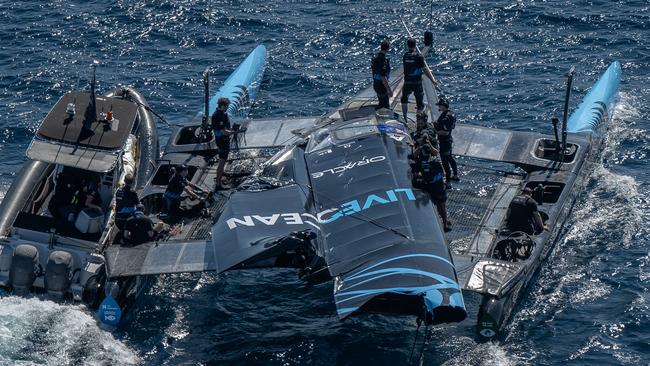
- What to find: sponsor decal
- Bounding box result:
[311,155,386,179]
[98,295,122,327]
[226,188,416,229]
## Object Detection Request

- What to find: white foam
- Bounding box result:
[0,296,139,366]
[441,336,526,366]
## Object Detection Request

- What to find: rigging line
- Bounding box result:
[408,319,422,365]
[429,1,433,32]
[418,325,432,366]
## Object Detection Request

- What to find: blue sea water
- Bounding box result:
[1,1,649,365]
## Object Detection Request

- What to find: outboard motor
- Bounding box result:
[9,244,39,295]
[44,251,73,300]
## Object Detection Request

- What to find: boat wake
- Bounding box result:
[0,296,139,366]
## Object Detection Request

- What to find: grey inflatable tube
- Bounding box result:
[0,160,53,237]
[105,88,159,191]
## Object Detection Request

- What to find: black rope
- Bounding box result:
[408,318,423,364]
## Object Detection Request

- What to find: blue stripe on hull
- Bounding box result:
[567,61,621,133]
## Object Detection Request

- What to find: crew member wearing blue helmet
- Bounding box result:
[401,37,437,120]
[371,39,392,110]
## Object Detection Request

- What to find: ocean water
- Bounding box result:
[1,1,649,365]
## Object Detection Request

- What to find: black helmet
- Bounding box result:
[435,96,449,108]
[436,96,450,108]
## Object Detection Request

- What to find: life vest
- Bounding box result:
[403,51,423,83]
[371,52,390,81]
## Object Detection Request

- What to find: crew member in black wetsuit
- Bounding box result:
[506,187,550,234]
[123,204,159,246]
[434,96,459,189]
[411,112,437,146]
[115,173,139,229]
[412,139,451,232]
[211,97,239,190]
[401,37,437,121]
[371,39,392,110]
[164,165,204,216]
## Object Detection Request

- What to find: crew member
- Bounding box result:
[115,173,139,229]
[411,112,436,145]
[73,177,102,213]
[412,140,451,232]
[371,39,392,110]
[164,165,204,216]
[211,97,238,190]
[123,204,162,246]
[506,187,550,234]
[434,96,459,189]
[401,37,437,121]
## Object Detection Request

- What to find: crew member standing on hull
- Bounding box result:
[506,187,550,234]
[371,39,392,110]
[401,37,437,121]
[434,96,459,189]
[212,97,238,190]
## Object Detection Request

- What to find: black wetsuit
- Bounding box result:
[435,110,458,179]
[211,109,231,159]
[371,51,391,109]
[124,211,154,246]
[506,194,540,234]
[411,126,437,147]
[115,184,140,229]
[413,157,446,204]
[164,174,188,215]
[401,50,426,111]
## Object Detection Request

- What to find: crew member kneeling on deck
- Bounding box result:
[401,37,437,121]
[115,173,139,229]
[164,165,201,216]
[506,187,550,235]
[413,138,452,232]
[211,97,238,190]
[123,204,162,246]
[371,39,392,110]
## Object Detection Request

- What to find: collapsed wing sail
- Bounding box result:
[305,121,466,324]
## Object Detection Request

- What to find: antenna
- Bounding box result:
[561,66,575,156]
[203,68,211,126]
[83,61,99,129]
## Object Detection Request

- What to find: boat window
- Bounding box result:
[306,128,332,153]
[332,121,378,142]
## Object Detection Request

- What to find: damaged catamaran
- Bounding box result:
[0,28,620,341]
[102,30,621,340]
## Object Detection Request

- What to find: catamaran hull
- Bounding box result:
[475,62,621,341]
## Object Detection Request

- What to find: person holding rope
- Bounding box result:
[401,37,437,121]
